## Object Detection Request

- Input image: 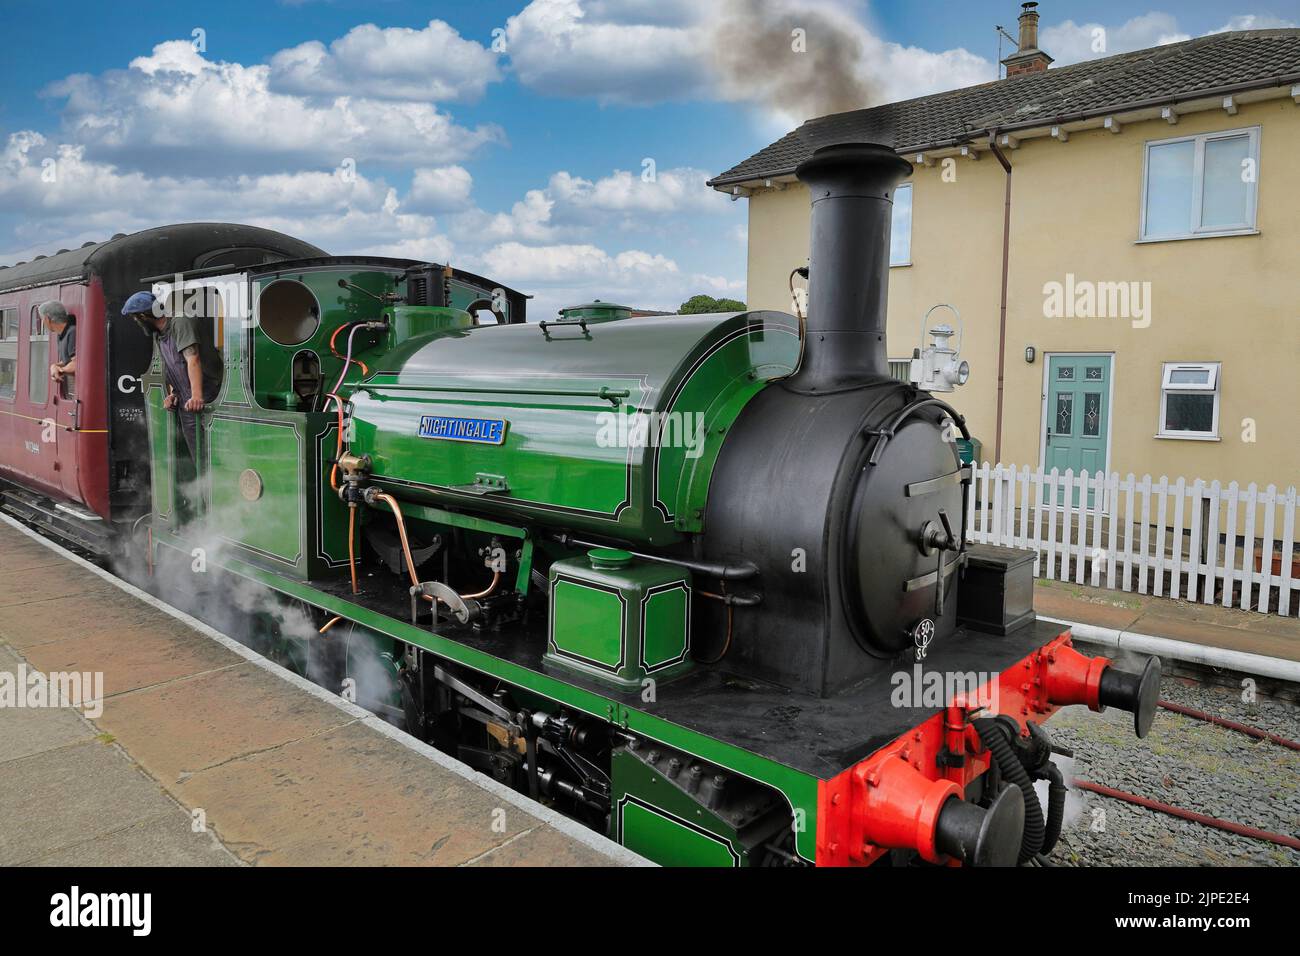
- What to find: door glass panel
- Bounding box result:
[1085,365,1104,380]
[1057,366,1074,380]
[28,306,48,405]
[1083,392,1101,436]
[1201,135,1250,229]
[1055,393,1074,435]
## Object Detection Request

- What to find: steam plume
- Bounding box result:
[709,0,879,124]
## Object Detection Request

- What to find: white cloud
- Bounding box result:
[479,241,675,282]
[1037,11,1295,66]
[868,41,993,103]
[446,188,558,243]
[269,20,501,101]
[505,0,992,123]
[0,131,436,262]
[0,131,748,324]
[1,132,389,216]
[440,164,729,245]
[504,0,712,104]
[351,234,457,265]
[47,40,504,172]
[504,1,1292,127]
[473,239,749,320]
[548,167,725,213]
[406,166,474,212]
[1207,13,1298,33]
[1040,13,1189,65]
[6,13,760,307]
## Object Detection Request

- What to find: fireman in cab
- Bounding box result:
[121,291,224,460]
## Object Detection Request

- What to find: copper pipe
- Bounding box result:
[347,505,359,594]
[697,605,733,665]
[327,392,345,491]
[373,491,500,603]
[461,571,502,600]
[696,582,734,664]
[319,616,343,634]
[374,492,420,589]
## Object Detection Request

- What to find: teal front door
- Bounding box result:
[1043,355,1110,508]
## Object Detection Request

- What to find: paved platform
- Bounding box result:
[0,517,643,867]
[1035,578,1300,665]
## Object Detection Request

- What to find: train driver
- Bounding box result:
[121,291,224,460]
[37,301,76,384]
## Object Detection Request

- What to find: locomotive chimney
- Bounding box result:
[791,142,912,393]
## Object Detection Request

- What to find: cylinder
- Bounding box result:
[790,142,912,393]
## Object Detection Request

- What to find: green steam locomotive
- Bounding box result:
[143,143,1158,867]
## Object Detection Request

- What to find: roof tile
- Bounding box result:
[709,29,1300,187]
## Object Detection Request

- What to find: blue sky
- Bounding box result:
[2,0,1296,317]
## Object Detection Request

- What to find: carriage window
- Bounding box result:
[28,305,48,405]
[0,308,17,399]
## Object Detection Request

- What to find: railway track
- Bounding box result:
[1049,676,1300,866]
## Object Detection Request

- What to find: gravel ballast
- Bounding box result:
[1044,676,1300,866]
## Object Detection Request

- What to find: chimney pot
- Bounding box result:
[1002,1,1053,75]
[1018,2,1040,51]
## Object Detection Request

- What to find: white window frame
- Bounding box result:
[1138,126,1260,242]
[1157,361,1221,441]
[890,182,912,267]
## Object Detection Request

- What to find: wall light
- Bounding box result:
[1024,345,1036,364]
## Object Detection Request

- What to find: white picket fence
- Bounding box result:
[964,464,1299,617]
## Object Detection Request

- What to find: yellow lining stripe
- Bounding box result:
[0,406,108,433]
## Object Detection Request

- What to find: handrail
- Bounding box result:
[355,383,631,405]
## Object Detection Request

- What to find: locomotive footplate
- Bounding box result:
[307,566,1067,780]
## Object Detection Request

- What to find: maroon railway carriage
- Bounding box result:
[0,223,325,552]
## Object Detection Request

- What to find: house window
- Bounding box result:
[1158,362,1220,439]
[890,183,912,266]
[1141,127,1259,241]
[28,304,48,405]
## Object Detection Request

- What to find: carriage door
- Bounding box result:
[1042,355,1111,509]
[26,303,64,479]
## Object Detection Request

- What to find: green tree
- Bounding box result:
[678,294,747,314]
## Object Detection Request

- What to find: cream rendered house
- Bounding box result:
[711,10,1300,496]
